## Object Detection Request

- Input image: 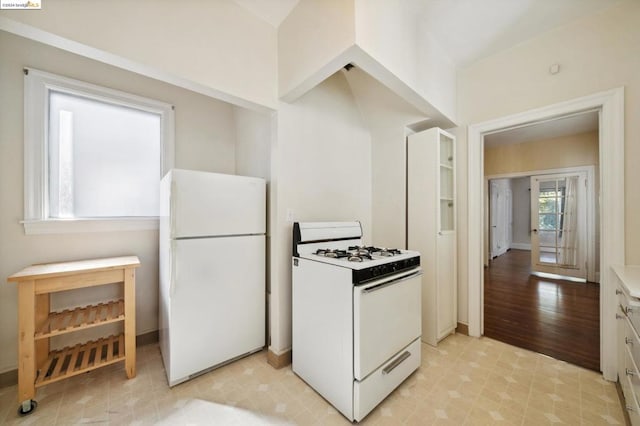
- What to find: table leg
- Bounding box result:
[124,267,136,379]
[35,294,49,371]
[17,280,36,407]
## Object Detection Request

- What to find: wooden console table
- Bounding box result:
[7,256,139,415]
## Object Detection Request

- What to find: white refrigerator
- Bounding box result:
[159,169,266,386]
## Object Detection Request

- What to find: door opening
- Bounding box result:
[467,88,624,380]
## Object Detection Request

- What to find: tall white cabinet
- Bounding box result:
[407,127,457,346]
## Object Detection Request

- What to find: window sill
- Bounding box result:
[22,217,159,235]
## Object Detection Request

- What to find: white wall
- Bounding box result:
[511,177,531,249]
[269,72,372,354]
[0,31,240,373]
[342,67,426,248]
[355,0,457,121]
[0,0,278,110]
[456,1,640,325]
[416,27,457,122]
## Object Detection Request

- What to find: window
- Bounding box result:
[23,68,174,234]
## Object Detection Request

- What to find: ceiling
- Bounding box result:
[234,0,624,68]
[233,0,300,27]
[413,0,624,67]
[233,1,614,144]
[484,110,599,148]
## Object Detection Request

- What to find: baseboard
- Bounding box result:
[267,348,292,369]
[509,243,531,250]
[0,330,160,389]
[0,368,17,389]
[136,330,159,346]
[456,322,469,336]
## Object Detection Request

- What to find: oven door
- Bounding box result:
[353,268,422,380]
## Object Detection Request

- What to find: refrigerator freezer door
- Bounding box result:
[166,169,266,238]
[165,235,266,386]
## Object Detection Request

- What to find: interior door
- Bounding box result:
[490,182,499,258]
[490,180,510,259]
[530,173,587,280]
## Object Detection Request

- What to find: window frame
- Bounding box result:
[23,68,175,235]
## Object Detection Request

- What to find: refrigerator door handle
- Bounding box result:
[170,181,177,240]
[170,241,177,297]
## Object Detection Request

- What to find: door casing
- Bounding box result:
[468,87,624,381]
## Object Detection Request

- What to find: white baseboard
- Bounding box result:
[491,248,508,258]
[509,243,531,250]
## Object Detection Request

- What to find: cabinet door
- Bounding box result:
[439,132,455,232]
[437,233,456,339]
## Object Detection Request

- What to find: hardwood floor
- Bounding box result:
[484,249,600,371]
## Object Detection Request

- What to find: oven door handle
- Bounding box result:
[382,351,411,375]
[362,270,423,294]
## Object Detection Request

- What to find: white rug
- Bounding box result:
[155,399,295,425]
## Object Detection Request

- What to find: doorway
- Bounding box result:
[485,165,598,370]
[467,87,625,380]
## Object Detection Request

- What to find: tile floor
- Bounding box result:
[0,333,625,425]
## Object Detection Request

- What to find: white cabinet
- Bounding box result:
[407,127,457,346]
[614,265,640,424]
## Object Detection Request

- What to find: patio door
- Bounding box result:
[530,172,587,281]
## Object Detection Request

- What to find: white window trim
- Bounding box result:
[23,68,175,235]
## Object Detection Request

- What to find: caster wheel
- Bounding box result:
[17,400,37,416]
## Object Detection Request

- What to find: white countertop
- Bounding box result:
[612,265,640,298]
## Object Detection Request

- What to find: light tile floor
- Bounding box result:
[0,333,625,425]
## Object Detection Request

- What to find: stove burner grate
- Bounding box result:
[377,248,402,257]
[315,246,402,261]
[348,246,402,257]
[315,249,348,259]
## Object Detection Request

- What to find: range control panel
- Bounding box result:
[352,256,420,284]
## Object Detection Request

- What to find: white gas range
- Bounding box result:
[292,221,422,422]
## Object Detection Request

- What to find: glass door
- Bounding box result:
[439,133,455,232]
[530,172,587,280]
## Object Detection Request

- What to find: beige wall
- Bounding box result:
[0,0,278,109]
[485,131,599,176]
[456,1,640,324]
[0,32,245,373]
[269,72,372,353]
[511,177,531,247]
[234,108,272,181]
[343,67,427,248]
[278,0,356,98]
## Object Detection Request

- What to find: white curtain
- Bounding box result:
[559,176,578,266]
